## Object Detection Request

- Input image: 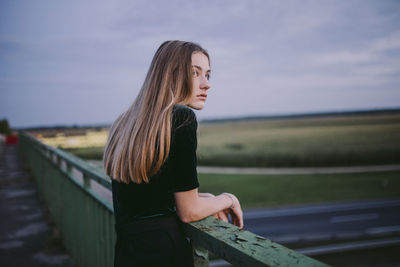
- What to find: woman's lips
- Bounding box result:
[197,94,207,100]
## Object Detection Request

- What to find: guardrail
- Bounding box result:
[18,132,329,267]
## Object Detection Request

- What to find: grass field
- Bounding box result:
[50,112,400,168]
[198,171,400,209]
[196,113,400,167]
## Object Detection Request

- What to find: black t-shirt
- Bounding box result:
[112,105,199,226]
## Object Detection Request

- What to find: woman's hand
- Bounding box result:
[175,189,243,228]
[198,192,243,228]
[212,209,229,223]
[221,193,244,229]
[199,192,230,224]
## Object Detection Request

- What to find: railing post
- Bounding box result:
[192,242,209,267]
[56,154,62,168]
[66,162,72,176]
[83,172,91,189]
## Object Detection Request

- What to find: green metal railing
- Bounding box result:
[18,132,329,267]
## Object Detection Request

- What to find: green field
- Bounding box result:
[64,146,104,160]
[63,112,400,167]
[197,113,400,167]
[198,171,400,209]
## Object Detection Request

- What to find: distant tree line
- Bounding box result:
[0,119,12,135]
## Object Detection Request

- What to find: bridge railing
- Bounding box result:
[18,132,329,267]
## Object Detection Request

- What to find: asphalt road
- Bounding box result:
[243,198,400,245]
[211,199,400,266]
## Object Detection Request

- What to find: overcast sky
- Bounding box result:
[1,0,399,128]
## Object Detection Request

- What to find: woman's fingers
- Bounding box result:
[221,192,244,229]
[231,212,241,228]
[214,211,229,223]
[212,208,234,223]
[230,205,244,229]
[214,193,244,228]
[217,209,243,228]
[219,211,229,222]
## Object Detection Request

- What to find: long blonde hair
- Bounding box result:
[103,40,209,184]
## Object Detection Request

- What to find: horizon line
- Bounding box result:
[14,106,400,130]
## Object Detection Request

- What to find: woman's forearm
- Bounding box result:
[192,194,233,221]
[175,191,233,223]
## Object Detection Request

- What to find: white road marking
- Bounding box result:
[330,213,379,223]
[366,225,400,235]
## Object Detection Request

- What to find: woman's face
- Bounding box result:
[187,52,211,110]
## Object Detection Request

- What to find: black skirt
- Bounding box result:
[114,213,194,267]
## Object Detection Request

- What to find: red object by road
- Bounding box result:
[5,134,18,145]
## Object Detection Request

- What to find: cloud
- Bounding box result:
[311,30,400,86]
[316,51,376,65]
[371,31,400,52]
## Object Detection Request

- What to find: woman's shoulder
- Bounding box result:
[173,104,195,116]
[173,104,197,121]
[172,104,197,130]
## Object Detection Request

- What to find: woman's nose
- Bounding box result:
[200,76,211,90]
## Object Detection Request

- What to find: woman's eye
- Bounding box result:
[192,70,199,77]
[206,74,210,80]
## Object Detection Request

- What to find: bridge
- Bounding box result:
[8,132,329,266]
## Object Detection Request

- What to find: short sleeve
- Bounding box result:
[169,105,199,192]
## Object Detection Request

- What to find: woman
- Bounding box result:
[103,40,243,267]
